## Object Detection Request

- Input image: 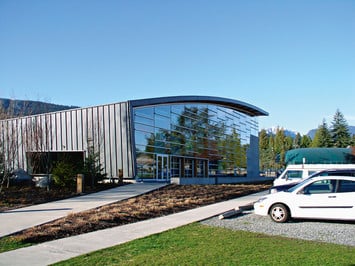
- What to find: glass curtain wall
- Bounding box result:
[134,103,258,179]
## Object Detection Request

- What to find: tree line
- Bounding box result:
[259,109,355,171]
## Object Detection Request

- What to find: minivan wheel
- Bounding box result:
[270,203,289,223]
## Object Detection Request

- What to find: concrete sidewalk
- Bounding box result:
[0,182,168,238]
[0,191,266,266]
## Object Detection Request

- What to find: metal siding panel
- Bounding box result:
[61,112,67,150]
[78,109,84,151]
[37,115,43,151]
[13,119,19,168]
[48,114,53,151]
[81,108,88,152]
[50,113,56,151]
[66,111,72,150]
[121,102,133,178]
[0,100,138,179]
[4,121,9,167]
[97,106,105,175]
[71,110,77,150]
[76,109,82,150]
[0,122,3,160]
[43,115,47,151]
[110,104,118,177]
[128,103,135,177]
[115,104,123,174]
[121,104,128,177]
[87,107,95,152]
[29,116,35,152]
[56,113,62,150]
[23,118,28,151]
[19,118,26,169]
[103,105,111,176]
[125,103,133,177]
[41,115,47,151]
[94,107,99,153]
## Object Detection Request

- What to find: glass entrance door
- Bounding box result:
[156,154,169,180]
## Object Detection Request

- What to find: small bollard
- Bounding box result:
[77,174,84,194]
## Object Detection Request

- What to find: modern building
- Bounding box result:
[0,96,268,184]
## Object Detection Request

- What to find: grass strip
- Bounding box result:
[53,223,355,266]
[0,236,32,253]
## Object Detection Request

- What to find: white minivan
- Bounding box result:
[273,164,355,186]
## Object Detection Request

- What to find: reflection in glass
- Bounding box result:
[133,103,258,178]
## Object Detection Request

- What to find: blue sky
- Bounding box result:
[1,0,354,135]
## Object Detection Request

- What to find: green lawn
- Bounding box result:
[0,237,31,253]
[53,223,355,266]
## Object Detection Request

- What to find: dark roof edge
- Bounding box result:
[129,96,268,117]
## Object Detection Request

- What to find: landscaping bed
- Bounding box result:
[2,183,271,245]
[0,183,121,212]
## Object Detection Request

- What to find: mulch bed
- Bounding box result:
[1,182,271,244]
[0,183,121,212]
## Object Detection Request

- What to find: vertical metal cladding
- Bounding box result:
[0,102,134,178]
[0,96,267,182]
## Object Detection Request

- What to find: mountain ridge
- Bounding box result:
[2,98,355,138]
[307,126,355,139]
[263,126,355,139]
[0,98,79,117]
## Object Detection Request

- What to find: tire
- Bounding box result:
[269,203,290,223]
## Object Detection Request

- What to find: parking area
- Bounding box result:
[201,211,355,247]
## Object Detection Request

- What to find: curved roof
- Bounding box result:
[129,95,268,117]
[285,148,355,165]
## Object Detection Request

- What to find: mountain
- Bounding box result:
[307,126,355,139]
[3,99,355,139]
[263,127,298,138]
[263,126,355,139]
[0,98,79,117]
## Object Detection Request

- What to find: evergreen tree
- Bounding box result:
[293,133,302,149]
[285,136,293,150]
[274,128,287,167]
[259,129,269,150]
[259,130,273,171]
[311,119,332,147]
[300,135,312,148]
[351,134,355,146]
[268,134,277,170]
[331,109,351,147]
[82,147,107,187]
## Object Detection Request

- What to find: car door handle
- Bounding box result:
[328,196,336,198]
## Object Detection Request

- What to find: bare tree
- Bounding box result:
[0,99,47,191]
[0,100,20,191]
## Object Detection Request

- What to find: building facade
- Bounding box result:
[0,96,268,184]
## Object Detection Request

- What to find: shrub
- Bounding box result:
[52,161,77,188]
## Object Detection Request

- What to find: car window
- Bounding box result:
[285,170,303,180]
[303,179,336,194]
[337,180,355,193]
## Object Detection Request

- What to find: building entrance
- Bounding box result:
[156,154,169,180]
[136,153,209,180]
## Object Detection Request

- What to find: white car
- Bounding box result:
[254,176,355,223]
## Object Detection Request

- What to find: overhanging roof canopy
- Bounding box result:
[129,96,268,117]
